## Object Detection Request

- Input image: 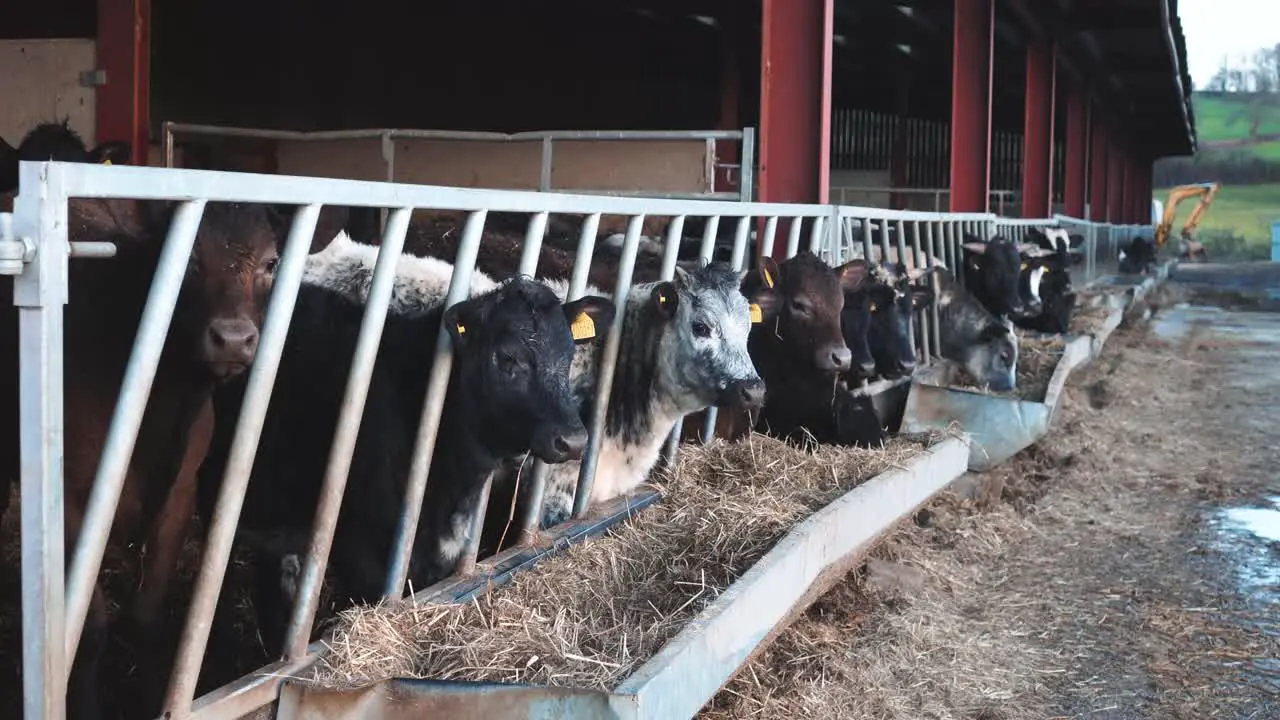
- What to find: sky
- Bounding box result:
[1179,0,1280,88]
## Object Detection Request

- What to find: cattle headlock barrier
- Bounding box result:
[0,161,1157,720]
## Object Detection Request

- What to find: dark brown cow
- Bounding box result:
[0,196,346,719]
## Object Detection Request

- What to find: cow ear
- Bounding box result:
[87,141,132,166]
[442,300,477,346]
[672,264,694,288]
[562,295,616,345]
[651,281,679,320]
[740,257,780,324]
[836,259,869,294]
[962,242,988,255]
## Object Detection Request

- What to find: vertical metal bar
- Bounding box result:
[785,216,803,258]
[163,120,175,167]
[701,215,752,443]
[573,215,646,518]
[759,216,780,257]
[660,215,688,464]
[539,138,553,192]
[860,218,872,261]
[455,472,494,576]
[381,210,488,600]
[926,221,941,356]
[65,199,207,666]
[878,219,892,269]
[895,219,916,361]
[14,161,69,720]
[282,207,412,659]
[514,211,552,544]
[164,204,323,717]
[698,216,720,262]
[568,214,602,298]
[807,215,825,255]
[740,127,756,203]
[911,221,930,362]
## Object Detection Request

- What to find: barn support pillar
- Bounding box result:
[1063,82,1089,218]
[1088,110,1109,222]
[949,0,995,213]
[1021,40,1056,218]
[1107,133,1124,224]
[96,0,151,165]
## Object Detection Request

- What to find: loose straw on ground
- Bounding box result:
[304,430,949,692]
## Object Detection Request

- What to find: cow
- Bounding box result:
[912,263,1019,391]
[195,231,616,658]
[1119,235,1157,274]
[961,235,1040,321]
[679,251,861,444]
[0,185,347,718]
[476,260,768,555]
[866,262,934,380]
[1014,228,1081,335]
[0,119,132,197]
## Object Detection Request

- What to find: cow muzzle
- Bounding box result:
[534,425,589,464]
[717,378,767,411]
[203,316,260,379]
[815,343,853,373]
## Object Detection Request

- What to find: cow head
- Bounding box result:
[1,119,133,196]
[961,319,1019,393]
[867,263,931,379]
[1119,236,1156,275]
[740,252,858,374]
[651,261,766,413]
[444,277,616,464]
[962,235,1035,320]
[839,265,889,379]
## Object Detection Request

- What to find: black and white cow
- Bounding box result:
[905,262,1020,392]
[962,235,1040,321]
[1015,228,1082,334]
[196,232,616,654]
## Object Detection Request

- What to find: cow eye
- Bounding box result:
[691,320,712,338]
[262,256,280,275]
[790,299,809,314]
[999,350,1012,365]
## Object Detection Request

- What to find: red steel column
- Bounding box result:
[949,0,995,212]
[1021,40,1057,217]
[1088,110,1109,221]
[1107,133,1124,223]
[759,0,834,258]
[97,0,151,165]
[1063,80,1088,217]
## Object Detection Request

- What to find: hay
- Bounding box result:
[303,430,951,692]
[948,333,1066,403]
[1068,299,1115,337]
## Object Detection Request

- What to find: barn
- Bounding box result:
[1,1,1195,719]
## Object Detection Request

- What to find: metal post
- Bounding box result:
[382,210,489,599]
[661,215,689,464]
[281,207,412,659]
[573,215,646,518]
[911,221,930,361]
[895,219,916,361]
[539,138,553,192]
[697,215,723,441]
[759,216,779,257]
[740,127,756,203]
[14,161,70,720]
[164,204,323,718]
[785,217,803,258]
[925,221,941,356]
[702,216,752,442]
[65,200,207,666]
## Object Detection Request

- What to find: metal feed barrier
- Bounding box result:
[2,160,1133,720]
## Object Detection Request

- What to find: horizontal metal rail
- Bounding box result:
[162,121,756,202]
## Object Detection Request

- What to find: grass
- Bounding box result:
[1153,182,1280,255]
[1193,93,1280,160]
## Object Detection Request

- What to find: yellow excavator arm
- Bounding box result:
[1154,182,1221,249]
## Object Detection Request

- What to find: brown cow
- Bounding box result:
[0,195,346,719]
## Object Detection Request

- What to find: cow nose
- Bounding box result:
[205,318,259,362]
[896,357,917,374]
[821,345,852,372]
[859,359,878,376]
[548,428,588,462]
[728,378,767,409]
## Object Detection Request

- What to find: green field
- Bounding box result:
[1154,183,1280,258]
[1191,93,1280,160]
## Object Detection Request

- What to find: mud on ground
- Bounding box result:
[702,289,1280,720]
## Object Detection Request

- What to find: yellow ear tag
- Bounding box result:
[763,267,775,288]
[101,159,112,166]
[1020,262,1028,270]
[570,311,596,341]
[455,322,466,335]
[869,303,878,312]
[658,293,668,304]
[749,303,763,324]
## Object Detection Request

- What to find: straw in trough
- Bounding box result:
[303,429,951,692]
[949,333,1066,402]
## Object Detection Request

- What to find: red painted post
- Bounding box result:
[1021,40,1056,218]
[96,0,151,165]
[1063,81,1088,218]
[949,0,995,213]
[759,0,834,259]
[1088,111,1108,221]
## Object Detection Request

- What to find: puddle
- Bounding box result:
[1223,499,1280,543]
[1209,497,1280,692]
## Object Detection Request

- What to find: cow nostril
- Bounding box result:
[552,431,588,460]
[739,381,766,407]
[831,347,852,370]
